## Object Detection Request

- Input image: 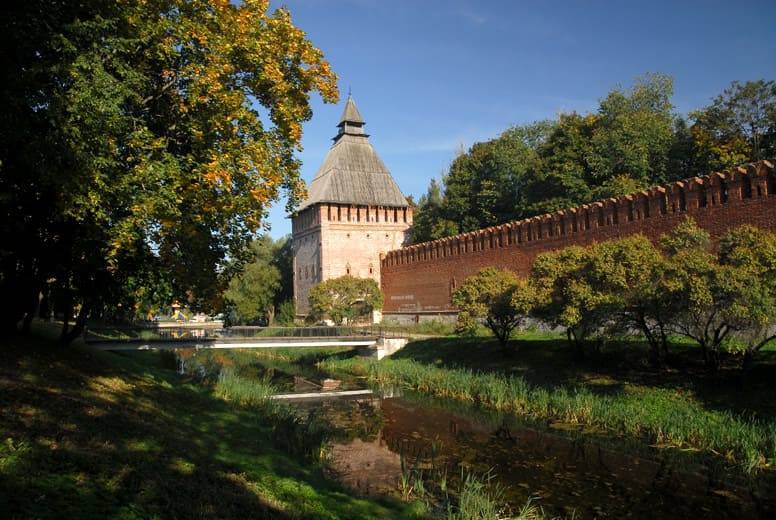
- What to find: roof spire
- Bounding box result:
[338,92,365,126]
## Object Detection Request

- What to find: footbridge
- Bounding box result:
[84,325,407,356]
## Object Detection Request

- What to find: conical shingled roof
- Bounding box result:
[299,95,408,210]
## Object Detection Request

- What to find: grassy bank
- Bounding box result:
[320,337,776,474]
[0,332,423,519]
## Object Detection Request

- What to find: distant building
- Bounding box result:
[291,95,412,316]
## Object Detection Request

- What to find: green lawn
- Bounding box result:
[320,334,776,475]
[0,330,423,519]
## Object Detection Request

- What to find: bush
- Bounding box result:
[452,268,534,352]
[308,275,383,325]
[274,299,297,325]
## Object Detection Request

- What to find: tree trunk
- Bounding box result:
[741,349,755,373]
[706,346,720,372]
[637,317,661,367]
[60,291,73,342]
[20,283,41,335]
[647,335,662,368]
[60,301,90,346]
[660,328,669,358]
[21,312,34,335]
[498,334,514,357]
[567,328,585,361]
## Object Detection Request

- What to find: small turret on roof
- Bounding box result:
[335,93,367,139]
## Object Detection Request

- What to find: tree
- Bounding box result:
[274,300,297,326]
[690,80,776,174]
[659,219,731,369]
[308,276,383,325]
[0,0,338,340]
[410,178,458,243]
[589,73,677,186]
[589,235,670,366]
[452,267,534,353]
[409,74,684,242]
[224,236,284,325]
[717,226,776,370]
[530,246,618,358]
[525,113,597,215]
[410,121,553,243]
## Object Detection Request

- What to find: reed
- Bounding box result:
[214,369,275,406]
[446,471,504,520]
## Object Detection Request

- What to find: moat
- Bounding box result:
[173,348,775,519]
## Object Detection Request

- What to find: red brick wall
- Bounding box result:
[381,161,776,313]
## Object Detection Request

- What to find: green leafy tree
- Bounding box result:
[690,80,776,173]
[717,226,776,370]
[525,113,598,214]
[224,236,285,325]
[589,73,677,186]
[659,219,731,368]
[410,74,684,242]
[275,300,297,326]
[589,235,669,365]
[417,122,553,241]
[410,178,459,243]
[0,0,338,341]
[530,246,618,358]
[308,276,383,325]
[452,267,534,353]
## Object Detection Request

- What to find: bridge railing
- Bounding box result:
[83,324,396,344]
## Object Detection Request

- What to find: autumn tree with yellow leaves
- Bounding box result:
[0,0,338,341]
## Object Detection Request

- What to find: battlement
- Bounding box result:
[380,161,776,314]
[383,161,775,268]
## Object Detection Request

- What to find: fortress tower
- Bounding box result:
[291,94,412,316]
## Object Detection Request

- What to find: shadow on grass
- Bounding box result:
[390,335,776,421]
[0,335,415,519]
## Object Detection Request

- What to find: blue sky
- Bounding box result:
[264,0,776,238]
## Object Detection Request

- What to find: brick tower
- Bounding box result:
[291,94,412,316]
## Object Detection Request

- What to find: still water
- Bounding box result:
[175,349,775,519]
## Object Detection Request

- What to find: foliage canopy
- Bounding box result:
[410,76,776,244]
[0,0,337,339]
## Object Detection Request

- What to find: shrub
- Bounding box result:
[452,268,534,352]
[308,275,383,325]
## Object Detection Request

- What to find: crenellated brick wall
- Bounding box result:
[381,161,776,315]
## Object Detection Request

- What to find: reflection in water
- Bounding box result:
[297,392,774,519]
[172,350,774,518]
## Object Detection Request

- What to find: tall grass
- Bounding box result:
[397,446,535,520]
[214,369,275,406]
[182,353,332,461]
[446,471,505,520]
[381,319,459,336]
[320,357,776,474]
